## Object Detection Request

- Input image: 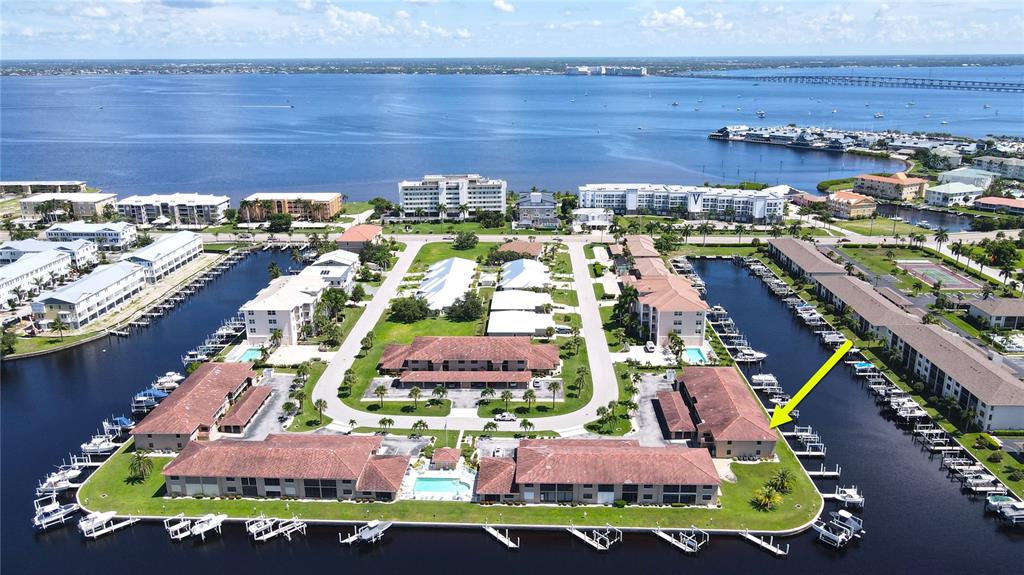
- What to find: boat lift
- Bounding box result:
[652,525,709,554]
[79,512,139,539]
[190,513,227,541]
[567,523,622,551]
[163,513,192,541]
[247,516,308,542]
[340,520,393,544]
[32,495,79,530]
[824,485,865,508]
[806,464,842,478]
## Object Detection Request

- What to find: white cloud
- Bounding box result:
[396,9,411,20]
[641,7,698,30]
[295,0,314,12]
[455,28,471,39]
[405,0,438,4]
[325,7,394,36]
[79,6,112,19]
[492,0,515,14]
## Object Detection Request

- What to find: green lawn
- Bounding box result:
[550,288,579,307]
[668,244,760,257]
[352,427,461,448]
[340,201,374,216]
[409,242,497,272]
[594,283,606,299]
[839,246,944,292]
[584,364,634,435]
[477,339,592,419]
[79,439,821,531]
[830,217,930,237]
[960,433,1024,499]
[203,242,251,253]
[583,244,597,259]
[341,315,484,413]
[385,220,514,235]
[941,311,984,339]
[11,332,99,355]
[286,362,332,432]
[309,305,366,351]
[359,399,452,417]
[548,251,572,275]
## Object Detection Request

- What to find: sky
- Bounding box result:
[1,0,1023,60]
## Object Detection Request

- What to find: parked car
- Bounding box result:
[644,341,657,353]
[554,325,573,335]
[494,412,517,422]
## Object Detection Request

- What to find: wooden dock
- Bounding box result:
[739,530,790,557]
[482,524,520,549]
[652,526,709,554]
[567,524,622,551]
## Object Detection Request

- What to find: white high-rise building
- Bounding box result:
[398,174,506,220]
[576,183,787,223]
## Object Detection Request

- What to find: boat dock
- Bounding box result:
[653,526,709,554]
[340,520,392,544]
[567,523,622,551]
[483,524,520,549]
[806,464,842,478]
[80,514,140,539]
[190,513,227,541]
[247,516,307,542]
[823,485,866,508]
[739,530,790,557]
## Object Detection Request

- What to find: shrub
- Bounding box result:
[987,451,1003,463]
[612,499,627,508]
[452,231,479,250]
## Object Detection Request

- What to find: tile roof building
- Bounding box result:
[496,240,544,259]
[474,439,720,505]
[853,172,928,201]
[968,297,1024,330]
[243,192,343,222]
[430,447,462,470]
[131,362,259,451]
[973,196,1024,216]
[664,367,777,458]
[335,224,382,253]
[380,336,560,389]
[163,434,409,501]
[826,190,877,219]
[624,274,709,347]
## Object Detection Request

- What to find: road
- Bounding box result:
[312,237,619,434]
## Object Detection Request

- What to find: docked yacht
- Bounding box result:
[734,347,767,363]
[32,495,79,530]
[80,434,118,455]
[78,511,117,534]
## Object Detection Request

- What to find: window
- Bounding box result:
[304,479,338,499]
[241,477,258,497]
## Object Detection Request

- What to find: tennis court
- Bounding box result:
[897,260,982,290]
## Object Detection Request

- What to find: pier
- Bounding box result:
[247,516,307,542]
[482,524,520,549]
[652,526,709,554]
[806,464,843,478]
[80,514,140,539]
[567,524,622,551]
[340,520,392,544]
[823,485,866,508]
[738,530,790,557]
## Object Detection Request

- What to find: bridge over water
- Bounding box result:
[693,74,1024,93]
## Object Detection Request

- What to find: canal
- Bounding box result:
[1,255,1020,573]
[875,203,974,232]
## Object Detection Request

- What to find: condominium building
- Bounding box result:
[379,336,561,389]
[474,439,718,505]
[516,191,560,229]
[576,184,787,223]
[31,261,145,329]
[131,362,261,451]
[19,193,117,221]
[240,272,324,347]
[122,231,203,283]
[163,435,409,501]
[973,197,1024,216]
[626,274,709,347]
[973,156,1024,180]
[924,182,984,207]
[813,274,918,341]
[853,172,928,201]
[572,207,614,230]
[968,298,1024,330]
[241,192,343,221]
[938,167,998,190]
[0,181,87,195]
[45,221,138,250]
[826,190,877,219]
[766,237,845,282]
[116,193,230,225]
[0,238,97,267]
[657,367,777,459]
[398,174,507,220]
[1,250,74,304]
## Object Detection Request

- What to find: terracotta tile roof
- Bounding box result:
[399,371,533,384]
[475,457,516,494]
[624,235,659,258]
[356,456,412,493]
[336,224,382,243]
[829,190,877,206]
[679,367,777,443]
[513,439,719,486]
[379,337,560,372]
[608,244,624,256]
[974,196,1024,210]
[432,447,461,464]
[856,172,927,186]
[656,390,695,433]
[162,434,391,482]
[633,257,671,278]
[218,385,273,429]
[497,241,543,258]
[132,363,256,436]
[626,275,709,312]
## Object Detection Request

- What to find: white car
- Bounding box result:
[644,341,657,353]
[494,412,517,422]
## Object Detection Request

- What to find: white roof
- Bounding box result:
[490,289,553,311]
[241,273,324,312]
[417,257,477,311]
[244,192,341,201]
[486,311,555,335]
[1,239,93,254]
[123,231,200,264]
[34,262,140,305]
[1,250,72,282]
[928,182,984,195]
[118,193,229,206]
[311,249,359,268]
[48,221,135,234]
[21,192,115,203]
[498,259,552,290]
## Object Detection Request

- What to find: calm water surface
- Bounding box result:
[7,67,1022,199]
[2,256,1021,573]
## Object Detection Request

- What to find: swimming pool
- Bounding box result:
[684,347,708,364]
[239,348,263,362]
[413,477,472,498]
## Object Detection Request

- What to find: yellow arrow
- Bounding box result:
[769,340,853,429]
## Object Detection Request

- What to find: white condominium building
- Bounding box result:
[924,182,984,208]
[0,181,87,194]
[19,193,117,221]
[122,231,203,283]
[45,221,139,250]
[117,193,230,225]
[0,250,74,304]
[398,174,507,219]
[973,156,1024,180]
[32,262,146,329]
[0,239,98,267]
[577,183,787,223]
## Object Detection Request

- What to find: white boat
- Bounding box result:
[734,347,767,363]
[830,509,865,536]
[671,101,679,107]
[80,434,118,455]
[940,120,949,125]
[33,495,79,530]
[831,109,837,114]
[78,511,117,533]
[873,113,884,119]
[37,466,82,495]
[756,110,766,118]
[191,513,228,539]
[984,104,991,109]
[152,372,184,391]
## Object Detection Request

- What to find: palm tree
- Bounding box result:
[950,240,963,265]
[128,449,154,480]
[268,261,282,279]
[378,417,395,432]
[933,227,949,254]
[500,389,514,412]
[412,419,429,433]
[270,328,283,349]
[547,380,561,408]
[437,203,448,222]
[482,422,498,435]
[734,224,747,243]
[457,204,470,220]
[313,398,327,424]
[768,469,796,493]
[408,386,422,409]
[787,222,801,237]
[844,261,855,275]
[50,317,69,341]
[523,389,537,411]
[295,361,310,383]
[480,386,496,402]
[291,389,307,407]
[769,224,783,238]
[750,486,782,511]
[519,418,534,434]
[431,385,448,404]
[374,384,388,408]
[10,286,26,303]
[697,222,714,245]
[680,224,694,244]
